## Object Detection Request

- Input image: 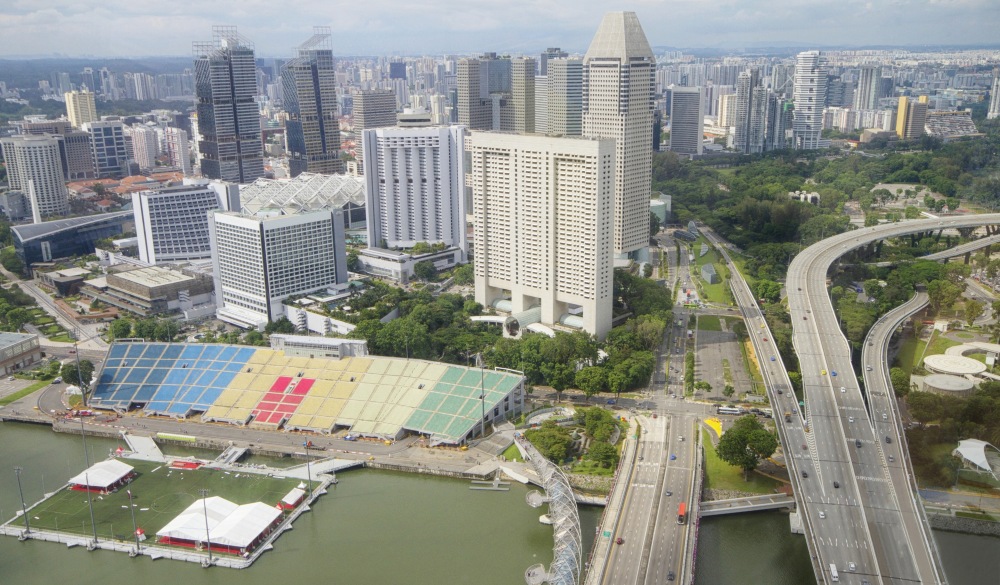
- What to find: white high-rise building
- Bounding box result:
[64,90,97,129]
[535,75,548,134]
[362,126,467,255]
[133,179,238,265]
[547,58,583,137]
[854,65,882,111]
[210,209,348,330]
[718,93,738,128]
[128,125,160,172]
[583,11,655,256]
[469,132,615,340]
[988,75,1000,120]
[668,86,704,156]
[0,135,69,220]
[163,127,192,175]
[793,51,827,150]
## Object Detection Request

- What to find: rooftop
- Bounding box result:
[110,266,195,288]
[12,211,133,243]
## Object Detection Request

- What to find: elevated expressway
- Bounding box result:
[786,215,1000,584]
[870,233,1000,268]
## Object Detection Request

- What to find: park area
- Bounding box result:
[10,459,301,547]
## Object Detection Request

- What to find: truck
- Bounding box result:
[687,329,693,339]
[829,564,839,582]
[677,502,687,524]
[784,412,792,423]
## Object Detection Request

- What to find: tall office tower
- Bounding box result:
[457,59,490,129]
[826,77,853,107]
[362,126,467,254]
[353,89,396,172]
[128,125,160,171]
[539,47,568,76]
[718,93,738,128]
[457,55,535,133]
[770,63,795,98]
[535,75,548,134]
[282,29,343,178]
[468,132,615,339]
[895,95,929,139]
[14,119,95,180]
[80,68,96,92]
[193,26,264,183]
[133,180,236,264]
[64,90,97,129]
[389,62,407,80]
[0,136,70,219]
[209,209,348,330]
[669,86,703,156]
[132,73,156,101]
[83,119,129,178]
[765,95,793,151]
[792,51,827,150]
[854,65,882,111]
[163,127,192,175]
[546,58,583,136]
[877,76,894,102]
[733,69,763,153]
[988,75,1000,120]
[582,11,655,257]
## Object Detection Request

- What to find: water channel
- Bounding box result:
[0,422,994,584]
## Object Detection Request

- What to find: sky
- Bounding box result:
[0,0,998,58]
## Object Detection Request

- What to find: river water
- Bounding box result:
[0,422,993,584]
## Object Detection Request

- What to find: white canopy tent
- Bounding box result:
[157,496,282,550]
[68,460,134,489]
[952,439,1000,479]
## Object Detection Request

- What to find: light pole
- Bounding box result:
[80,412,91,468]
[302,443,313,499]
[14,466,30,535]
[85,472,98,546]
[74,338,87,408]
[478,353,486,438]
[200,489,212,565]
[127,489,140,554]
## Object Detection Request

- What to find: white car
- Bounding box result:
[840,386,846,393]
[849,416,855,423]
[819,511,826,519]
[866,365,873,371]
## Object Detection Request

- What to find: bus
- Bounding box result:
[717,406,743,415]
[677,502,687,524]
[829,564,839,582]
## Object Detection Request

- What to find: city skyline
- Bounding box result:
[1,1,998,58]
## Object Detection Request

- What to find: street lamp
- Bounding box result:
[200,489,212,565]
[14,466,30,535]
[85,472,98,547]
[478,353,486,438]
[127,489,140,554]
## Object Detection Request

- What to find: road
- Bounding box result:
[782,216,1000,584]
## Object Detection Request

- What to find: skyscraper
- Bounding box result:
[83,119,129,178]
[362,126,467,254]
[988,75,1000,120]
[895,95,929,140]
[539,47,568,76]
[546,58,583,136]
[353,89,396,172]
[128,125,160,172]
[457,55,535,133]
[583,11,655,257]
[669,86,704,156]
[163,127,192,175]
[0,135,70,220]
[133,180,235,264]
[64,90,97,129]
[733,70,763,154]
[456,58,491,130]
[792,50,827,150]
[854,65,882,111]
[282,28,343,178]
[193,26,264,183]
[469,132,615,339]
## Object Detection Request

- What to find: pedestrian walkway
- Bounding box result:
[121,433,166,462]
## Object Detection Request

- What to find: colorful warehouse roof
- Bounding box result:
[90,343,524,444]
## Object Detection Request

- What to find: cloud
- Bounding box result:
[0,0,997,57]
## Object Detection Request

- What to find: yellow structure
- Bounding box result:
[64,90,97,129]
[704,417,724,438]
[895,95,928,140]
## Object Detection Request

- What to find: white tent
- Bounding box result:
[156,496,281,549]
[952,439,999,478]
[68,460,134,489]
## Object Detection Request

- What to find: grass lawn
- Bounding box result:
[722,359,733,386]
[501,443,523,462]
[701,428,783,494]
[955,510,999,522]
[20,459,301,545]
[49,334,75,343]
[896,335,919,374]
[571,460,615,476]
[0,379,49,405]
[698,315,722,331]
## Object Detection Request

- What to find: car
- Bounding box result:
[53,377,62,384]
[849,416,855,423]
[888,455,895,462]
[679,435,685,442]
[848,562,856,572]
[607,399,616,405]
[819,511,826,519]
[763,337,768,341]
[667,571,675,581]
[840,386,846,393]
[801,444,807,450]
[652,413,658,419]
[802,470,809,478]
[869,341,874,346]
[69,349,76,354]
[885,436,892,444]
[6,376,13,381]
[866,365,873,371]
[821,369,827,375]
[665,490,673,496]
[616,537,624,545]
[777,388,783,395]
[882,413,888,421]
[856,439,862,448]
[669,454,677,461]
[797,287,801,291]
[803,316,808,320]
[833,481,840,488]
[831,370,838,377]
[770,356,776,362]
[639,456,644,461]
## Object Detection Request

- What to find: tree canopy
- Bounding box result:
[716,415,779,479]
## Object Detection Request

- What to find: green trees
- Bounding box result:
[650,211,662,237]
[413,260,437,281]
[61,360,95,391]
[716,415,779,479]
[109,319,132,340]
[264,317,296,334]
[964,300,985,326]
[575,367,607,400]
[524,420,572,463]
[889,367,911,397]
